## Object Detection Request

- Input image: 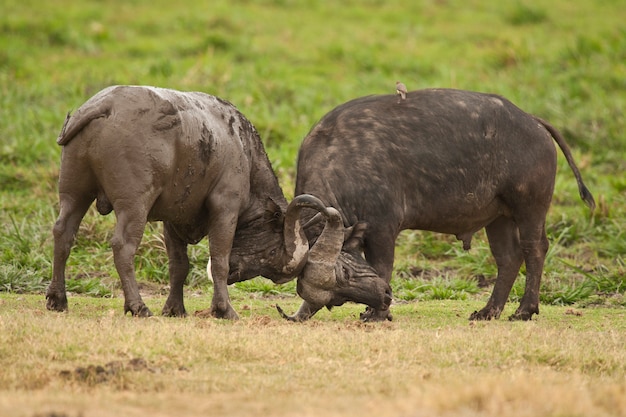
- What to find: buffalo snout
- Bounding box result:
[333,274,392,312]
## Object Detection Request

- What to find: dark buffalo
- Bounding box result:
[283,88,595,321]
[46,85,391,319]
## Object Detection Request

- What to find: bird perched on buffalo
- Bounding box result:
[396,81,407,103]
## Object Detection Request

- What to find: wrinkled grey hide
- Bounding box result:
[290,88,595,321]
[47,85,336,319]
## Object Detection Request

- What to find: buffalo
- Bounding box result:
[281,88,595,321]
[46,85,392,319]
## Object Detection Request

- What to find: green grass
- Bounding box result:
[1,0,625,312]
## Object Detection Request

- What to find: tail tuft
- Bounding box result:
[579,183,596,211]
[534,115,596,213]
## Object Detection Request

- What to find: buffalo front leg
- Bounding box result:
[47,194,94,312]
[359,232,396,322]
[510,224,548,321]
[110,210,152,317]
[471,216,524,321]
[161,222,189,317]
[206,207,239,320]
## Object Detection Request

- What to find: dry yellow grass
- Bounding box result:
[1,293,624,417]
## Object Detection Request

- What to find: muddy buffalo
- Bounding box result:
[46,85,391,319]
[282,88,595,322]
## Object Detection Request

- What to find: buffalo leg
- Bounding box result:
[206,198,239,320]
[47,193,94,312]
[470,216,524,320]
[360,231,396,322]
[162,222,189,317]
[110,207,152,317]
[510,223,548,321]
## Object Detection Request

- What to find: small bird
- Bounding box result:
[396,81,407,102]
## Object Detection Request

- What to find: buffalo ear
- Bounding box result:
[343,221,368,252]
[264,197,285,231]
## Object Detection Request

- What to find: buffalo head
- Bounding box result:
[226,194,328,285]
[277,207,392,321]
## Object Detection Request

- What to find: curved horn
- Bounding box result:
[276,301,322,322]
[280,194,327,276]
[300,206,344,288]
[303,212,324,229]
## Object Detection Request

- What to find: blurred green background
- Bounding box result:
[1,0,624,306]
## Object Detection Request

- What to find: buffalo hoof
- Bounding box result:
[469,305,503,321]
[211,302,239,320]
[46,293,68,312]
[360,307,392,322]
[508,306,538,321]
[124,302,153,317]
[162,303,187,318]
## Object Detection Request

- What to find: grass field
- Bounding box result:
[1,0,625,415]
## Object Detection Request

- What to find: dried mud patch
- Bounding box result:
[192,308,214,319]
[59,357,154,386]
[33,413,80,417]
[333,319,396,332]
[33,413,82,417]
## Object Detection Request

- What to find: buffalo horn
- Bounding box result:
[300,206,344,288]
[281,194,327,276]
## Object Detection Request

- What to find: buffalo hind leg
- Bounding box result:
[470,216,524,321]
[510,223,548,321]
[110,208,152,317]
[162,222,189,317]
[47,193,94,312]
